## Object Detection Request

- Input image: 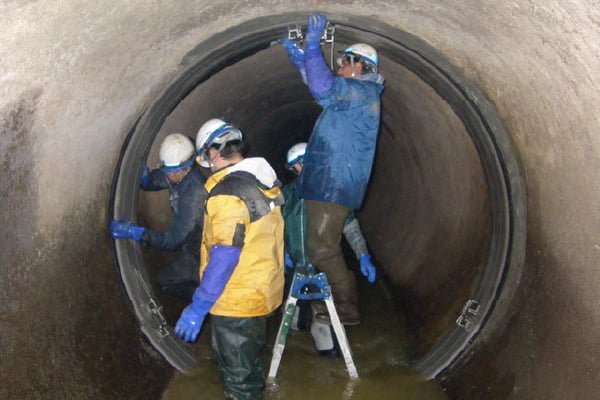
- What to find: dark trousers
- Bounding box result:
[156,249,200,301]
[211,315,267,400]
[305,200,357,304]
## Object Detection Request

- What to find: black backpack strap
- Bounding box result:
[209,171,284,222]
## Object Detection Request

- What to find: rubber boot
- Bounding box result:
[310,308,341,357]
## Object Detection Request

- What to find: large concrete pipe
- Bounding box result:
[1,1,598,399]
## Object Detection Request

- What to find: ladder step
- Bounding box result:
[268,268,359,381]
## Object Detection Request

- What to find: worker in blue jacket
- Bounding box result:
[110,133,207,301]
[282,14,385,325]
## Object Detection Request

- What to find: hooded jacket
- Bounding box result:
[199,157,285,317]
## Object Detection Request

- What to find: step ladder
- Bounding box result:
[267,265,359,381]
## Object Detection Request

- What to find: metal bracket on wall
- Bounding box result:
[147,298,169,338]
[287,25,303,41]
[323,23,335,44]
[287,23,335,43]
[456,299,481,331]
[287,23,337,71]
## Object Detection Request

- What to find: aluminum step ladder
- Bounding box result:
[267,265,359,381]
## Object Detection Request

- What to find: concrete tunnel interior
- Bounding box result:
[114,14,524,381]
[2,2,599,400]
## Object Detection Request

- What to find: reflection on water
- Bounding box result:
[162,276,448,400]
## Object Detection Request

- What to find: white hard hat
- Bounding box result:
[286,142,307,170]
[195,118,243,168]
[159,133,196,173]
[336,43,378,73]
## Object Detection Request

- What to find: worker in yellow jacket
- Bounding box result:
[175,118,284,400]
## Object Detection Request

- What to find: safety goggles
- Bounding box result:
[286,156,304,171]
[337,53,360,68]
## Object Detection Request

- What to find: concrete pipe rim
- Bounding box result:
[109,13,526,380]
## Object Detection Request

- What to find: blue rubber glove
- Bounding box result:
[175,244,239,342]
[305,14,327,50]
[110,217,145,241]
[304,14,334,98]
[281,39,304,68]
[281,38,307,84]
[175,297,214,343]
[359,254,376,283]
[284,251,294,270]
[140,163,150,187]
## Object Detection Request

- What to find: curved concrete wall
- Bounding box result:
[1,1,598,399]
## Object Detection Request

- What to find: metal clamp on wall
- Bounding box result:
[287,22,337,67]
[147,298,169,338]
[456,299,481,331]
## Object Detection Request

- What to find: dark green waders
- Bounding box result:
[211,315,267,400]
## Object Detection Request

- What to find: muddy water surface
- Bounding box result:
[161,274,448,400]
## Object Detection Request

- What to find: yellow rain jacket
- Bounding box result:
[201,158,285,317]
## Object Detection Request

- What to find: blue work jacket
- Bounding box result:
[297,74,385,210]
[140,167,207,256]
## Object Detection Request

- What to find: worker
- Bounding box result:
[282,142,376,355]
[175,118,285,400]
[110,133,206,301]
[281,14,385,325]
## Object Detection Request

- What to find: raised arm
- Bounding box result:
[304,14,335,99]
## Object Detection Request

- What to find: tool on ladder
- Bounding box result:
[267,265,359,381]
